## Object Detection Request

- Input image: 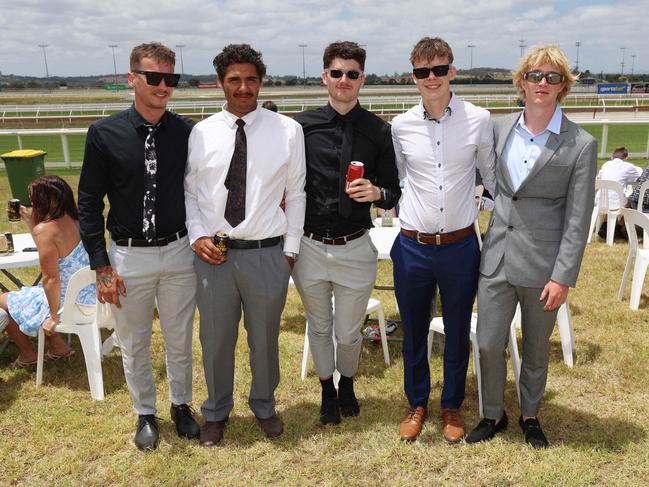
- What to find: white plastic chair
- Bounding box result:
[36,267,116,400]
[300,297,390,386]
[511,299,575,368]
[474,185,484,249]
[635,180,649,245]
[427,313,521,416]
[587,180,625,246]
[618,208,649,310]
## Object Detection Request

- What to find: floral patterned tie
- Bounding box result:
[224,118,247,227]
[142,123,159,242]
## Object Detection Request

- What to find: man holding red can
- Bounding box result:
[293,41,400,425]
[391,37,495,443]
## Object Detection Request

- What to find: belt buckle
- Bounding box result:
[416,232,427,245]
[436,234,441,245]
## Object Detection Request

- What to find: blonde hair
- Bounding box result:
[513,44,577,103]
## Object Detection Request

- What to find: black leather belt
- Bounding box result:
[305,228,366,246]
[112,228,187,247]
[228,236,281,250]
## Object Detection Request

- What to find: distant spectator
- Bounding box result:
[596,147,642,209]
[262,100,278,112]
[628,161,649,213]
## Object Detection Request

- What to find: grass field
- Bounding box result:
[1,171,649,486]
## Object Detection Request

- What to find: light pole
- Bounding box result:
[468,44,475,86]
[631,54,636,77]
[38,44,49,78]
[176,44,185,78]
[298,44,307,88]
[108,44,118,85]
[575,41,581,72]
[518,39,526,58]
[620,47,626,75]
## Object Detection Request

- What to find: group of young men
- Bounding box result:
[76,36,596,451]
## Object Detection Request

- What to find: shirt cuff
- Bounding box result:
[283,235,301,254]
[88,250,110,270]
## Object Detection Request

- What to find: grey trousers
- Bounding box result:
[195,243,290,422]
[108,236,196,415]
[292,233,377,378]
[477,260,559,419]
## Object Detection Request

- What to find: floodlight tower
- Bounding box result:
[176,44,185,78]
[518,39,526,58]
[298,44,308,88]
[38,44,49,78]
[468,44,476,86]
[575,41,581,72]
[620,47,626,75]
[631,54,636,77]
[108,44,118,85]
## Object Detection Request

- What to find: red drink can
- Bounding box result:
[346,161,364,190]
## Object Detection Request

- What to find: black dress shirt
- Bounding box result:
[295,103,400,237]
[78,105,194,269]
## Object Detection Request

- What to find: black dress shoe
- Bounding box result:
[135,415,160,451]
[519,416,549,449]
[465,411,508,443]
[170,403,200,439]
[320,395,341,425]
[338,376,360,417]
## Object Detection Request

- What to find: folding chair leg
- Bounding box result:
[587,209,599,243]
[557,302,575,368]
[36,329,46,386]
[619,249,636,300]
[509,322,521,405]
[376,305,390,366]
[76,327,105,401]
[300,322,310,380]
[470,334,484,417]
[606,212,616,246]
[630,254,649,310]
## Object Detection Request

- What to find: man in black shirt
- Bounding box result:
[78,42,199,451]
[293,41,400,425]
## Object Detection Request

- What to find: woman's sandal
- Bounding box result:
[10,356,38,369]
[45,349,76,362]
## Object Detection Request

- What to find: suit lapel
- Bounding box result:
[496,113,518,194]
[515,114,569,193]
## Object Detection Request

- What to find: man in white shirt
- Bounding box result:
[597,146,642,209]
[184,44,306,446]
[391,37,495,443]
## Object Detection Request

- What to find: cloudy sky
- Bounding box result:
[0,0,646,78]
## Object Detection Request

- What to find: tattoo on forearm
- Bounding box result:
[97,272,113,288]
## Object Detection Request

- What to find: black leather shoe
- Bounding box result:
[320,395,341,425]
[465,411,508,443]
[519,416,549,449]
[135,415,160,451]
[170,403,200,439]
[338,376,360,417]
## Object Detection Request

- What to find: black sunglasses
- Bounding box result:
[132,70,181,87]
[413,65,451,79]
[326,69,362,80]
[524,71,564,85]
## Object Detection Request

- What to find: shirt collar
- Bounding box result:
[221,103,260,128]
[516,104,562,135]
[323,101,362,122]
[129,104,168,129]
[419,93,455,121]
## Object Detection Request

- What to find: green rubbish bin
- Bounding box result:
[1,149,47,206]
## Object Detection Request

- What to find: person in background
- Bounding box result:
[262,100,278,112]
[78,42,198,451]
[628,160,649,213]
[0,176,95,368]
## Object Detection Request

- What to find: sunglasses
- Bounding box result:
[524,71,564,85]
[413,65,451,79]
[132,70,181,87]
[326,69,363,80]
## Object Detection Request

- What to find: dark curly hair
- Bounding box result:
[323,41,366,70]
[28,175,78,225]
[213,44,266,82]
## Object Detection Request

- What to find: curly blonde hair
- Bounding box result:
[513,44,577,103]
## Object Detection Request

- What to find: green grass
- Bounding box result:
[1,172,649,485]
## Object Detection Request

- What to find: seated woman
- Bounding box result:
[0,175,95,368]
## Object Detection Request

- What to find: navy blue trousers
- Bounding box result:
[391,232,479,410]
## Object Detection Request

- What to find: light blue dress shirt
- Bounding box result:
[503,104,563,191]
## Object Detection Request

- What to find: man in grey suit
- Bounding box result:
[466,44,597,448]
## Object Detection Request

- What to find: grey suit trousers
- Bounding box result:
[477,260,559,419]
[195,243,291,422]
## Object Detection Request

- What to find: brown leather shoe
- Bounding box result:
[441,408,465,443]
[256,413,284,439]
[399,406,427,441]
[199,420,227,447]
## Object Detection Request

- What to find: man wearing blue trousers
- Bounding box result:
[391,36,495,442]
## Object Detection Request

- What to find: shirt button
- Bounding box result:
[437,141,441,145]
[439,185,443,190]
[438,163,442,168]
[440,208,444,212]
[512,196,518,201]
[524,160,527,164]
[530,138,534,142]
[507,225,513,230]
[440,228,444,232]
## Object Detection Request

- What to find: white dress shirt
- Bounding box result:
[596,157,642,209]
[185,105,306,254]
[503,104,562,191]
[391,95,496,234]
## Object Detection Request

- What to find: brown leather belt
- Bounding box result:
[305,228,366,246]
[400,225,474,245]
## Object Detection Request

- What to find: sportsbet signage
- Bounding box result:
[597,83,628,94]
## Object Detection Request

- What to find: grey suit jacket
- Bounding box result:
[480,111,597,288]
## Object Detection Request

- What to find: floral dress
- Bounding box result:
[7,240,96,337]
